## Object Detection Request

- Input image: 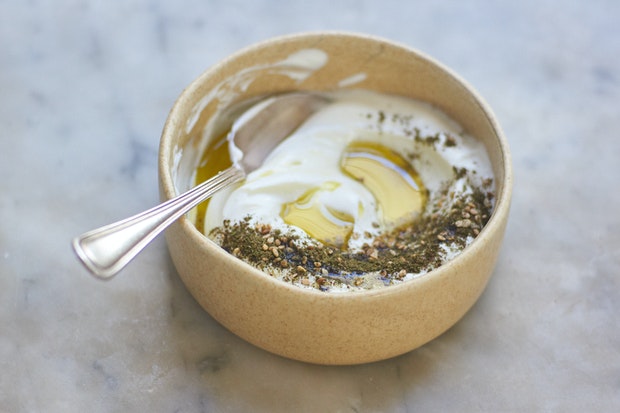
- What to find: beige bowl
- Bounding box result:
[158,32,512,365]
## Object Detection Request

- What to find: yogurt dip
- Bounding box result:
[199,89,495,292]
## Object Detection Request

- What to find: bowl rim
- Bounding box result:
[159,30,513,301]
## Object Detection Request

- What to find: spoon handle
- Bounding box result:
[72,166,245,279]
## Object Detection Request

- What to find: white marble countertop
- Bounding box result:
[2,1,618,411]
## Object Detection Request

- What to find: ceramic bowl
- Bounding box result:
[158,32,512,365]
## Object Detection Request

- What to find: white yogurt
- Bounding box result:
[204,89,494,255]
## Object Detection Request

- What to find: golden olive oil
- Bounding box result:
[281,182,355,248]
[280,141,427,248]
[341,141,427,226]
[194,132,232,233]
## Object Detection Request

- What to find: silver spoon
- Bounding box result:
[72,92,327,279]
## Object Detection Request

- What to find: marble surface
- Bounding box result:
[1,0,619,411]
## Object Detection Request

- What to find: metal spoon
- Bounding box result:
[72,92,327,279]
